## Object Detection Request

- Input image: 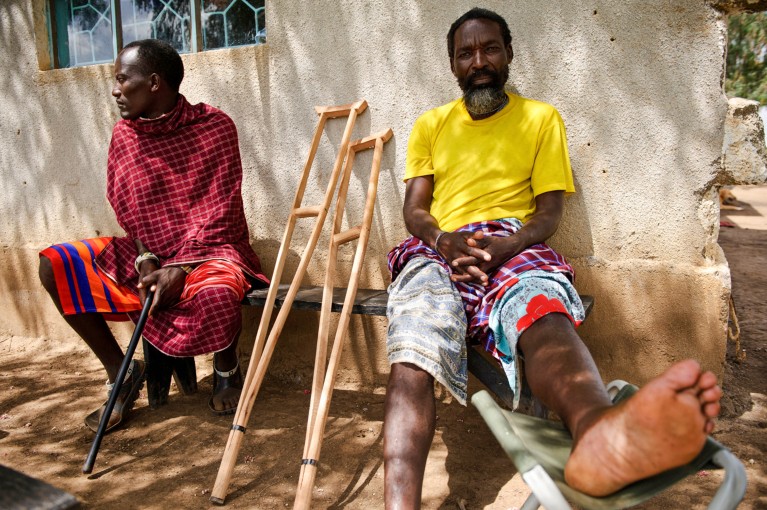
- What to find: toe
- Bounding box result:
[703,400,721,420]
[213,394,227,412]
[660,359,702,390]
[700,384,722,404]
[698,370,719,390]
[211,388,240,413]
[223,388,240,410]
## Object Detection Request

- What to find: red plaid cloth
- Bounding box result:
[133,259,252,356]
[97,94,268,290]
[92,95,268,355]
[387,219,575,355]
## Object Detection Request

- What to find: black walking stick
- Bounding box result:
[82,290,154,474]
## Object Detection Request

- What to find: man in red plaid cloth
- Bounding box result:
[39,39,268,433]
[383,8,722,506]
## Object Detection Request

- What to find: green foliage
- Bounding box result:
[727,12,767,104]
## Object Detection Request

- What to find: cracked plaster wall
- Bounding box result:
[1,0,762,387]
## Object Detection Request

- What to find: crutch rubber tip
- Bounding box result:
[209,496,225,505]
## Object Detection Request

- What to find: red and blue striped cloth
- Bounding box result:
[387,218,575,355]
[41,237,139,321]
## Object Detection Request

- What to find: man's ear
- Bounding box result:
[506,44,514,62]
[149,73,161,92]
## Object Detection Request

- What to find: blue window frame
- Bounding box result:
[47,0,266,68]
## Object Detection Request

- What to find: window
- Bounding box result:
[46,0,266,68]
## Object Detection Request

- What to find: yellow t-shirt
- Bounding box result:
[405,92,575,232]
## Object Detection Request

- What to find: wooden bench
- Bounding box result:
[144,284,592,409]
[243,284,594,410]
[141,287,389,407]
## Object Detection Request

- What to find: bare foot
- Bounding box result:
[209,367,243,416]
[564,359,722,497]
[210,385,241,414]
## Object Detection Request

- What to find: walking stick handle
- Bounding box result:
[82,290,154,474]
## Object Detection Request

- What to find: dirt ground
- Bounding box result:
[1,187,766,509]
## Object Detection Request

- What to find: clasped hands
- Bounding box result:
[435,230,521,285]
[136,261,186,315]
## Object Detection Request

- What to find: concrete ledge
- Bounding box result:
[572,257,730,382]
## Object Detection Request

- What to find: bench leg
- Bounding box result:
[172,356,198,395]
[142,338,197,409]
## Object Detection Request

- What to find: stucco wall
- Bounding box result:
[0,0,748,388]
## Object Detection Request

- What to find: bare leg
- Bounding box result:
[209,336,242,413]
[519,313,722,497]
[518,313,612,439]
[40,255,144,431]
[383,362,436,510]
[39,256,124,382]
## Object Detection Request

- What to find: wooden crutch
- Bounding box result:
[294,128,393,509]
[210,100,367,505]
[295,127,381,492]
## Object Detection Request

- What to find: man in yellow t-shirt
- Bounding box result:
[405,89,575,233]
[383,7,722,508]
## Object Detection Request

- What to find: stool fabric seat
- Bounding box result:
[471,381,747,510]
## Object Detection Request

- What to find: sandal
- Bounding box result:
[84,359,146,433]
[208,363,242,416]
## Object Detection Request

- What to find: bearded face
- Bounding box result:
[458,64,509,116]
[450,18,512,117]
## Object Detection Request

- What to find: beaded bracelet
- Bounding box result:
[433,231,449,254]
[134,251,160,273]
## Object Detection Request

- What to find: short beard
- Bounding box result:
[459,64,510,116]
[463,86,507,116]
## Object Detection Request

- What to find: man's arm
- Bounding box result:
[133,238,186,315]
[403,175,492,283]
[451,190,565,283]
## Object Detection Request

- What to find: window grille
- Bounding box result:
[47,0,266,69]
